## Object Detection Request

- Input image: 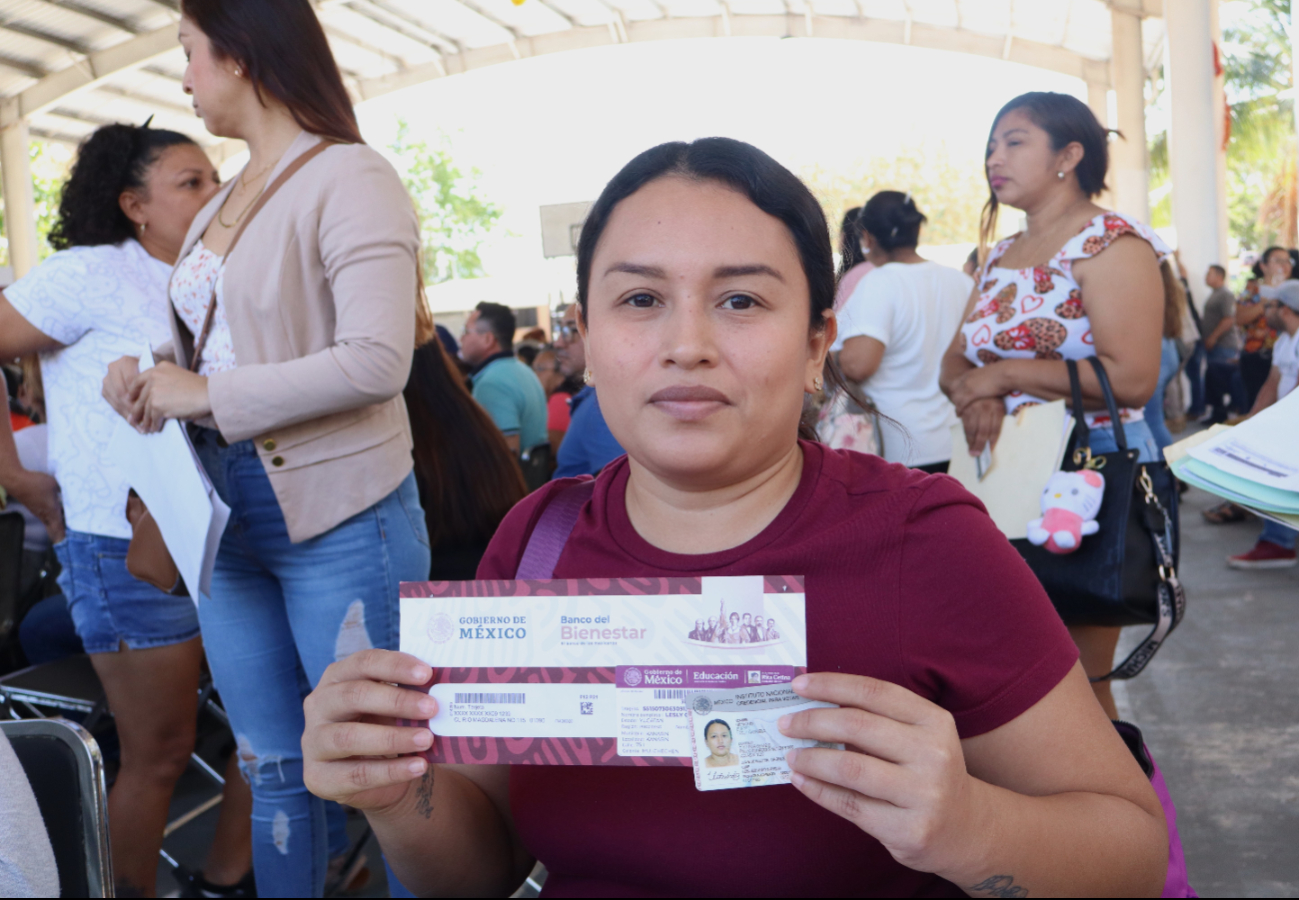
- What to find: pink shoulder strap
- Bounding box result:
[515,479,595,579]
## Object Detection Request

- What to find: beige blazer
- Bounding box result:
[170,132,420,543]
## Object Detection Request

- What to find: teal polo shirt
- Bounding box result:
[471,355,549,451]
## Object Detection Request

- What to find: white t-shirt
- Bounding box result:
[5,241,174,539]
[833,261,973,466]
[1274,329,1299,400]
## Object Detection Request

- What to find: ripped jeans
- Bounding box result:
[194,431,430,897]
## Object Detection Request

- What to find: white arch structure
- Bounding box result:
[0,0,1231,300]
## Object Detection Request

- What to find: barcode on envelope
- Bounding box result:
[652,689,686,700]
[454,692,526,705]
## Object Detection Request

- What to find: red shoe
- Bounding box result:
[1228,540,1298,570]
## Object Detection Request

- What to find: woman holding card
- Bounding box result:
[303,138,1167,897]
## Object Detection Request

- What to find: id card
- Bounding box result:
[399,575,806,766]
[685,685,842,791]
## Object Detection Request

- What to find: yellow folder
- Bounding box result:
[948,400,1070,541]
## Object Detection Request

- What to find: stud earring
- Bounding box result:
[1057,171,1065,180]
[812,375,824,392]
[234,66,243,77]
[138,222,147,235]
[583,369,594,386]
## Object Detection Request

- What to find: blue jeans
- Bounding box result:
[18,593,84,666]
[194,432,430,897]
[1260,519,1298,551]
[1088,418,1160,464]
[1143,337,1181,452]
[1204,344,1247,423]
[1184,340,1206,416]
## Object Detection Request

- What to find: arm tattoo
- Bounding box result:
[968,875,1028,898]
[413,767,435,819]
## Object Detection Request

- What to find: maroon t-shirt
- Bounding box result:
[478,441,1078,898]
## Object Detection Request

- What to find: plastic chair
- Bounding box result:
[0,655,231,875]
[1,716,113,898]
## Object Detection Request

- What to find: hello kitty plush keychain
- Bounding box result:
[1027,469,1105,554]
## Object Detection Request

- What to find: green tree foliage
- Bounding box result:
[387,121,503,284]
[0,141,72,267]
[1221,0,1294,249]
[801,142,994,252]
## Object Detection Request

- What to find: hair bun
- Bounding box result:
[859,189,927,252]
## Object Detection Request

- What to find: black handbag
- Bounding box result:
[1011,357,1186,681]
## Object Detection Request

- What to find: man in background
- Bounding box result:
[1227,280,1299,570]
[460,302,547,454]
[1200,264,1246,425]
[552,304,624,478]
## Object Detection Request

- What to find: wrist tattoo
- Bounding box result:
[414,767,435,819]
[968,875,1028,898]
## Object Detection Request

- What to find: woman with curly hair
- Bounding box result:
[0,123,255,897]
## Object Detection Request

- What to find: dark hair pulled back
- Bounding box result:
[182,0,362,145]
[837,206,865,280]
[1261,245,1294,277]
[703,719,732,738]
[979,91,1111,253]
[859,190,927,252]
[48,123,196,250]
[573,137,873,442]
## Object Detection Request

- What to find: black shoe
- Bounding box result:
[178,869,257,899]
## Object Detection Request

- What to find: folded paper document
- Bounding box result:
[105,346,230,601]
[1165,394,1299,529]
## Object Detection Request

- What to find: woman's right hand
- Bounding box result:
[102,356,140,423]
[302,649,438,812]
[959,397,1006,456]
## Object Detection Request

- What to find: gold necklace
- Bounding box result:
[239,158,276,190]
[216,160,277,229]
[216,182,267,229]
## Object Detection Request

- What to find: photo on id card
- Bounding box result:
[686,685,843,791]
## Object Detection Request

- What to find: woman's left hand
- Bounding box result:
[779,672,987,879]
[127,362,212,433]
[946,364,1007,415]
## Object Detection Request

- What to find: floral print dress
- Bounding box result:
[958,211,1171,427]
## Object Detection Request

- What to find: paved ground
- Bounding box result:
[1115,485,1299,898]
[153,484,1297,898]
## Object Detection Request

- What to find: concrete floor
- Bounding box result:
[1116,486,1299,898]
[152,485,1297,898]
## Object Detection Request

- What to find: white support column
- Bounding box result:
[1087,82,1110,126]
[1165,0,1228,307]
[1110,5,1150,222]
[0,119,39,279]
[1087,82,1117,209]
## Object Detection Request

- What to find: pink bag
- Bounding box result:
[1113,721,1196,898]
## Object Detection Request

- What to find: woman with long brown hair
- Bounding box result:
[406,306,527,580]
[101,1,428,894]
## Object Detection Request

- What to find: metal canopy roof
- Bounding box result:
[0,0,1165,161]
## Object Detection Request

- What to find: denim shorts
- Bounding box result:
[54,530,201,655]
